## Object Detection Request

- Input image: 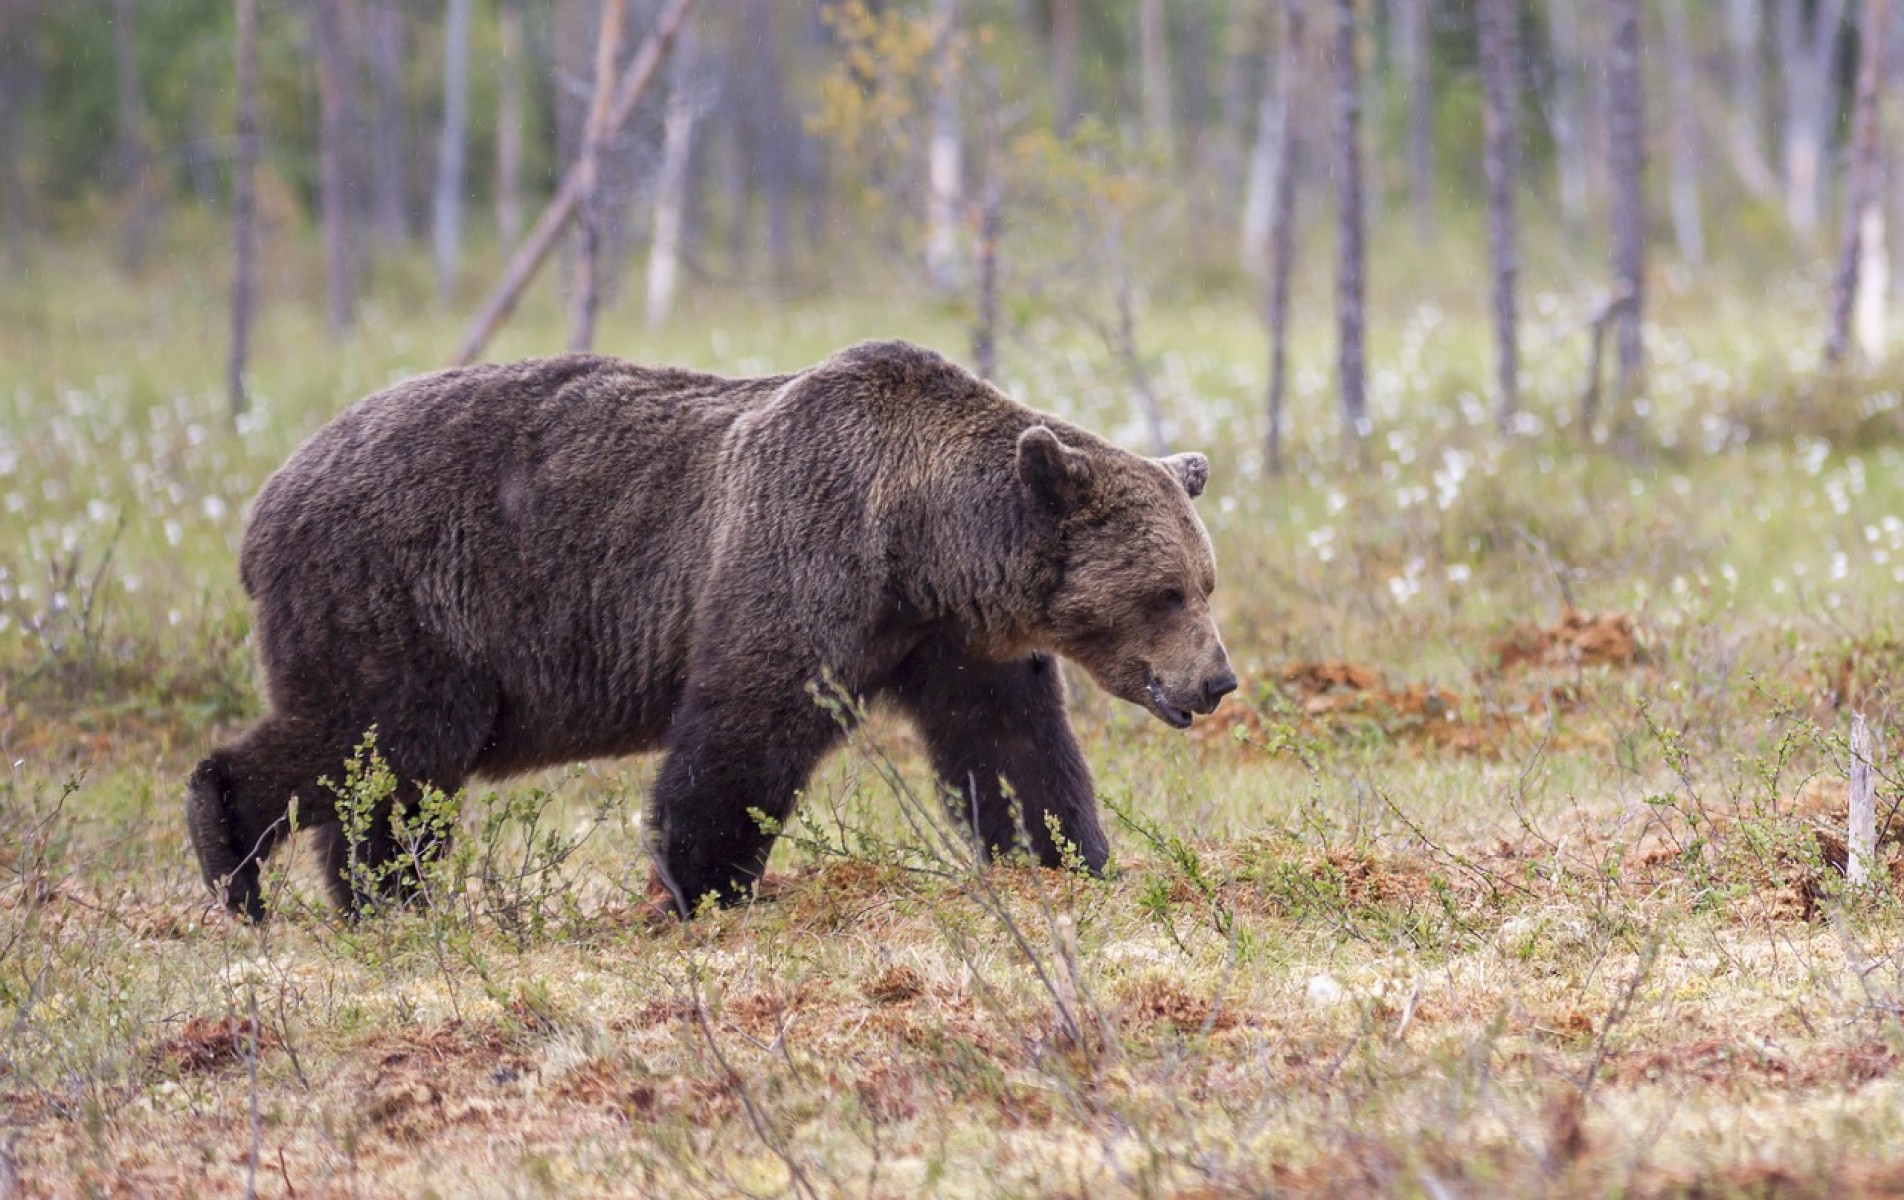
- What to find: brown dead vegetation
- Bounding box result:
[1207,610,1644,760]
[147,1015,278,1074]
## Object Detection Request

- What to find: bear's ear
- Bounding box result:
[1160,452,1209,499]
[1017,425,1093,513]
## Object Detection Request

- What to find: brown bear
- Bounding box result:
[187,340,1235,919]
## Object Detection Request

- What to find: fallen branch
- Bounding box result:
[450,0,700,367]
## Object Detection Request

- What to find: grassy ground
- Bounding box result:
[9,228,1904,1196]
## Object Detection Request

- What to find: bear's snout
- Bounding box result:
[1199,668,1238,713]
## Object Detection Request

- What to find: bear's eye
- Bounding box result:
[1157,587,1185,612]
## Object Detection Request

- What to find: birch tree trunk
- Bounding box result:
[1478,0,1519,426]
[496,0,525,248]
[432,0,472,305]
[0,22,22,271]
[1052,0,1081,134]
[113,0,151,273]
[1395,0,1434,239]
[1828,0,1891,364]
[1662,0,1705,267]
[1139,0,1174,158]
[1726,0,1765,162]
[365,0,408,244]
[1331,0,1367,443]
[229,0,259,418]
[747,0,790,276]
[1547,0,1589,229]
[924,0,964,295]
[569,0,627,352]
[1607,0,1646,409]
[646,26,701,330]
[1214,10,1254,208]
[1265,0,1304,474]
[1779,0,1850,242]
[313,0,355,331]
[1240,33,1282,277]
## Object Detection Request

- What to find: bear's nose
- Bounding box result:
[1202,670,1238,708]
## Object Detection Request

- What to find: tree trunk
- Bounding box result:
[1214,8,1255,209]
[1661,0,1705,268]
[1264,0,1304,474]
[1547,0,1589,228]
[925,0,963,295]
[1240,31,1282,277]
[1779,0,1850,242]
[1052,0,1081,134]
[646,25,700,330]
[1606,0,1646,411]
[749,0,791,277]
[366,0,409,244]
[568,0,626,351]
[1726,0,1765,164]
[113,0,152,273]
[229,0,260,418]
[496,0,525,248]
[1395,0,1434,239]
[1139,0,1174,158]
[313,0,355,331]
[1177,3,1211,172]
[1478,0,1519,426]
[432,0,472,305]
[1331,0,1367,443]
[1828,0,1891,364]
[0,40,22,270]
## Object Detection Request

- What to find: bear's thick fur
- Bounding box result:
[188,340,1235,918]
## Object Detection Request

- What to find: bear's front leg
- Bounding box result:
[651,671,850,915]
[887,641,1108,874]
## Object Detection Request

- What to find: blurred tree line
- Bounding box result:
[1,1,1899,447]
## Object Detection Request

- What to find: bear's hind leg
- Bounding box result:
[886,643,1107,874]
[187,713,362,921]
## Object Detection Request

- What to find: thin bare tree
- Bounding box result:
[229,0,259,417]
[1828,0,1892,364]
[1778,0,1850,242]
[751,0,792,276]
[1725,0,1765,162]
[925,0,964,295]
[451,0,701,366]
[1138,0,1174,158]
[1606,0,1646,410]
[1265,0,1304,474]
[1395,0,1434,239]
[1331,0,1367,443]
[113,0,151,272]
[433,0,472,304]
[313,0,355,331]
[496,0,525,247]
[1478,0,1519,426]
[569,0,627,352]
[1240,28,1281,276]
[1547,0,1589,228]
[1661,0,1705,267]
[1052,0,1081,134]
[365,0,408,244]
[646,24,702,330]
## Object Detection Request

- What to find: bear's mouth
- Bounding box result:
[1144,676,1195,729]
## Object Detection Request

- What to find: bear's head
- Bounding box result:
[1017,425,1237,728]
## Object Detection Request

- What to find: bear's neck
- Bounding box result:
[889,448,1060,661]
